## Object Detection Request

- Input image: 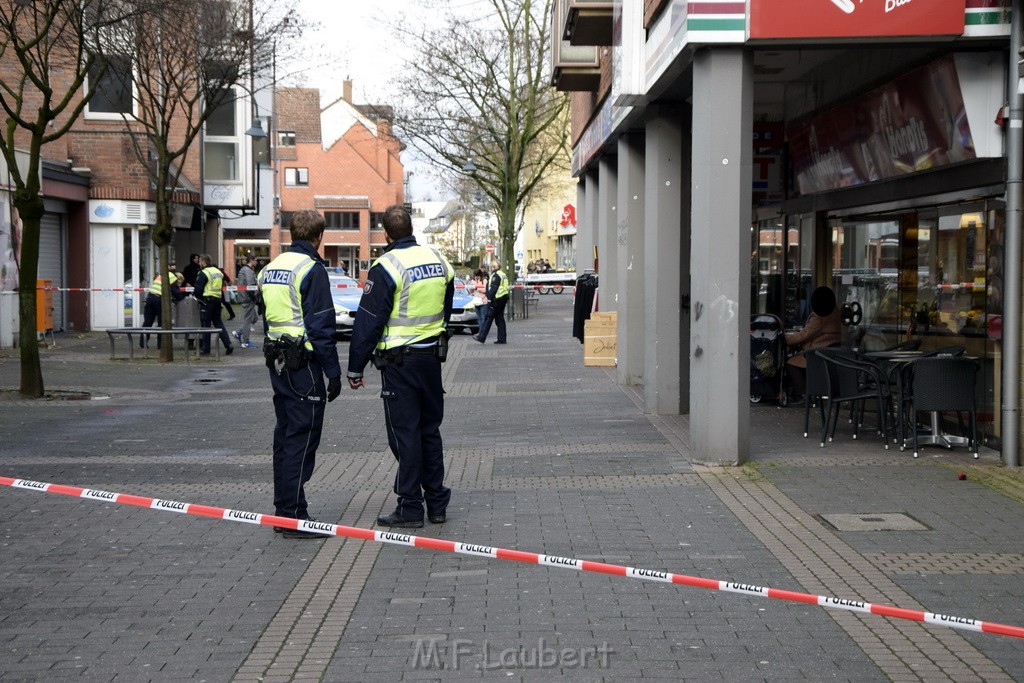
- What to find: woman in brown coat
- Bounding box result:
[785,286,841,397]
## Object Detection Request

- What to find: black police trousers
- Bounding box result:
[477,294,508,343]
[380,352,451,520]
[199,296,232,353]
[269,358,326,519]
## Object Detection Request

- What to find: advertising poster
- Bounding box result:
[750,0,966,39]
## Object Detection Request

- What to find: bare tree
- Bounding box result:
[106,0,297,362]
[387,0,569,282]
[0,0,130,397]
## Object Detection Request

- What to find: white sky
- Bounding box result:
[288,0,467,200]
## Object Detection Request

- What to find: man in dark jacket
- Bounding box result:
[347,205,455,528]
[259,210,342,538]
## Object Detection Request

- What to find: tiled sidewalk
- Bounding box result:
[0,296,1021,681]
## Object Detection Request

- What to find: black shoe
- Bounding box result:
[199,351,211,356]
[273,517,331,539]
[376,512,424,528]
[428,514,446,524]
[494,341,506,344]
[473,335,485,343]
[226,346,234,355]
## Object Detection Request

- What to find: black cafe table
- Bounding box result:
[863,350,971,451]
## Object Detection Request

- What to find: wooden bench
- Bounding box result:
[106,327,219,363]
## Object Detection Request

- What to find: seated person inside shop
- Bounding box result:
[784,286,842,401]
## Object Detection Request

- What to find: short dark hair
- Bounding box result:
[381,204,413,241]
[290,210,326,242]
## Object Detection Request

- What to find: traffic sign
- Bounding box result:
[485,244,495,254]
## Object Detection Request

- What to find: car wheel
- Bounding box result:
[551,284,564,294]
[539,286,550,295]
[750,394,762,404]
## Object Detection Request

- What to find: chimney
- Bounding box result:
[343,79,353,104]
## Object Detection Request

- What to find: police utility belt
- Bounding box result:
[370,334,448,369]
[264,335,311,372]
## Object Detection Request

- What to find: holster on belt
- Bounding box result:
[263,334,309,371]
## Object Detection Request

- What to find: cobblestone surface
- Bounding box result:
[0,295,1021,681]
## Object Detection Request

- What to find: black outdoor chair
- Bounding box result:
[802,349,830,444]
[817,349,894,449]
[909,357,980,459]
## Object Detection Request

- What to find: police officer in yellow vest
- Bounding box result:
[347,204,455,528]
[140,271,184,348]
[473,261,509,344]
[259,210,342,538]
[193,254,234,355]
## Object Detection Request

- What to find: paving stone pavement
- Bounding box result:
[0,294,1022,681]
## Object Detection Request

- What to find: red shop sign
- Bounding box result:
[750,0,966,39]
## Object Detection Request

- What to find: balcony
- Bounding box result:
[551,0,601,91]
[564,0,613,46]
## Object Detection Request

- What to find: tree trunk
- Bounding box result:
[15,193,46,397]
[158,242,174,362]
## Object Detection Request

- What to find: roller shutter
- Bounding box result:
[38,213,66,332]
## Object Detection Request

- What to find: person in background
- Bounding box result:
[140,271,184,348]
[259,210,341,538]
[182,253,201,288]
[219,267,236,321]
[194,254,234,356]
[233,256,260,349]
[785,285,841,400]
[347,204,455,529]
[473,261,509,344]
[470,267,489,331]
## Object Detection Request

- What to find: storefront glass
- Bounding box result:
[818,202,1001,443]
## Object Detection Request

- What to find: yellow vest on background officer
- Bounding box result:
[193,254,234,355]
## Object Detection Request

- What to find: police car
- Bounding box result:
[329,270,363,338]
[448,277,479,335]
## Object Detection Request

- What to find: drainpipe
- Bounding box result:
[1003,1,1022,467]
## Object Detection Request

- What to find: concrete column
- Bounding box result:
[598,156,619,310]
[577,170,599,275]
[643,105,689,414]
[689,47,753,465]
[616,133,645,386]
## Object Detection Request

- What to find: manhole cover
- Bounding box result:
[819,513,928,532]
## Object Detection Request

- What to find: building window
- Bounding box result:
[280,211,295,228]
[278,131,296,147]
[285,168,309,186]
[325,211,360,230]
[370,212,385,230]
[86,54,134,117]
[203,88,239,182]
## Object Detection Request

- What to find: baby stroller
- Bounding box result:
[750,314,786,404]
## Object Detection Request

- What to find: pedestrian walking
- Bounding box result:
[347,204,455,528]
[471,268,490,331]
[233,256,260,349]
[473,261,509,344]
[194,254,234,356]
[259,210,342,538]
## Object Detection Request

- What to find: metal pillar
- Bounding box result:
[616,133,645,386]
[1004,1,1022,467]
[643,105,689,415]
[689,47,753,465]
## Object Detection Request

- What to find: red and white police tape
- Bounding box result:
[4,475,1020,640]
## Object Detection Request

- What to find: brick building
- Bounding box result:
[275,81,405,279]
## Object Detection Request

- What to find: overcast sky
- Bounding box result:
[289,0,478,200]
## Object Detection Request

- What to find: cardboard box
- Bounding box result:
[584,317,617,367]
[589,311,617,324]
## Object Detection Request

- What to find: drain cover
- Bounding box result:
[820,513,928,532]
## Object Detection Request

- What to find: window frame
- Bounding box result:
[84,53,138,120]
[285,167,309,187]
